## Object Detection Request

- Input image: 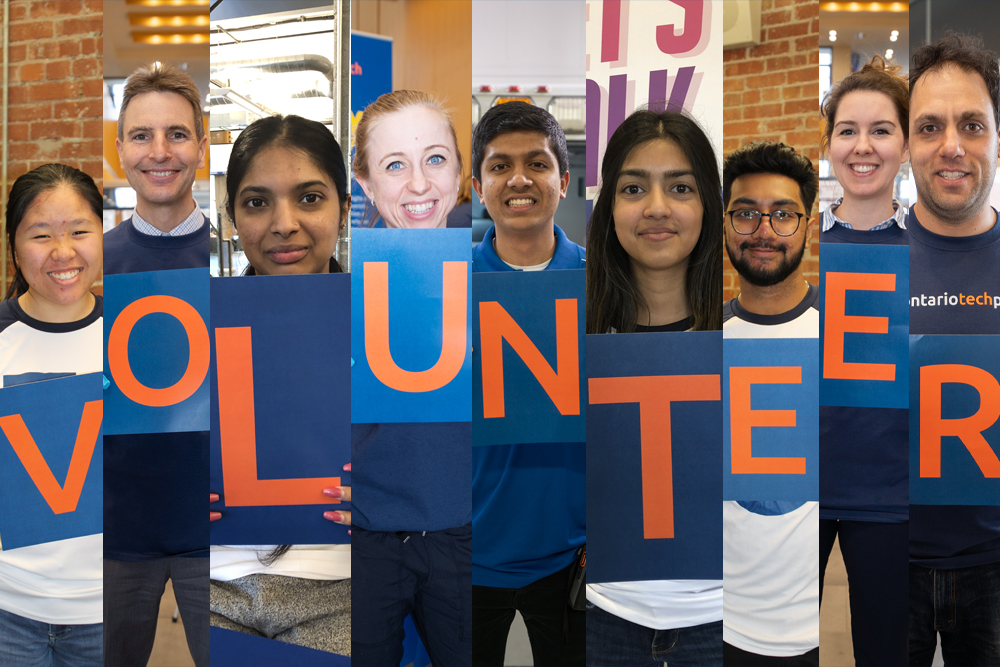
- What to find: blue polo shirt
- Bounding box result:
[471,225,587,588]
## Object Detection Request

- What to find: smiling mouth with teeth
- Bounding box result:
[850,165,877,173]
[507,198,536,207]
[938,171,967,180]
[145,170,178,177]
[49,268,82,280]
[404,201,436,214]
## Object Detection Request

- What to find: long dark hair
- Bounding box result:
[225,114,348,275]
[586,110,722,334]
[4,164,102,301]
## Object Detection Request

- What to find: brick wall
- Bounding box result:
[3,0,103,291]
[722,0,819,302]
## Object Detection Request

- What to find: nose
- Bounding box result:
[51,235,76,261]
[939,124,966,159]
[408,163,431,195]
[507,165,532,189]
[272,199,300,236]
[644,186,671,219]
[149,133,170,161]
[751,213,778,240]
[854,131,872,154]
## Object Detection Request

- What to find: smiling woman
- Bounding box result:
[0,164,104,667]
[352,90,464,228]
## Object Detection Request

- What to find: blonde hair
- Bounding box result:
[118,62,204,141]
[352,90,463,181]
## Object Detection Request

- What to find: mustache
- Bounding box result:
[740,241,786,253]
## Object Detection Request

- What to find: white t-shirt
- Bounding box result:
[0,296,103,624]
[723,501,819,657]
[587,580,722,629]
[210,545,350,581]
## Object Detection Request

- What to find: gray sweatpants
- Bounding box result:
[210,574,350,656]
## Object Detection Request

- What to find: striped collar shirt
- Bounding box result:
[131,202,204,237]
[822,197,907,232]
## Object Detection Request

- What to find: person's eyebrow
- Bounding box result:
[238,184,273,197]
[958,110,990,123]
[730,197,801,209]
[618,168,694,180]
[913,112,944,126]
[126,125,154,135]
[292,180,330,190]
[486,149,551,163]
[23,219,93,231]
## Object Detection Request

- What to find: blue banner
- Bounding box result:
[820,244,908,408]
[723,337,819,501]
[909,335,1000,505]
[587,332,722,583]
[210,274,351,545]
[0,373,102,550]
[351,228,471,423]
[472,270,586,446]
[350,31,392,228]
[210,627,349,666]
[103,268,210,435]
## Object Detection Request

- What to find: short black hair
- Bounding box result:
[472,101,569,180]
[910,32,1000,129]
[722,140,818,214]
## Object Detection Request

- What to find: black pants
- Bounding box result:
[819,519,908,666]
[472,562,585,667]
[723,642,818,666]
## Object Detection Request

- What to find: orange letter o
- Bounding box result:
[108,295,210,407]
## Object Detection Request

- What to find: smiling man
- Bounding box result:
[721,141,822,667]
[470,101,586,666]
[102,63,210,667]
[906,33,1000,667]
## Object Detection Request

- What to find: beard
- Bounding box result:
[725,235,806,287]
[912,164,994,227]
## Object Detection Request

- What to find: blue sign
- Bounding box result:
[910,335,1000,505]
[0,373,102,550]
[103,268,210,435]
[723,337,819,501]
[210,274,351,545]
[472,269,586,446]
[210,627,349,666]
[351,228,472,423]
[350,31,393,228]
[587,332,722,583]
[820,244,908,408]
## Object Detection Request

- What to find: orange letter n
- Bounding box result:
[479,299,579,418]
[364,261,467,393]
[216,327,341,507]
[589,375,720,539]
[920,364,1000,478]
[0,400,103,514]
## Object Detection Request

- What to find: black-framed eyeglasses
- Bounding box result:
[727,209,804,236]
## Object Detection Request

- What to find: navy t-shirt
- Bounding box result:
[907,207,1000,568]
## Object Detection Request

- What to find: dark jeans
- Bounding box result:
[352,524,472,667]
[909,559,1000,666]
[472,562,585,666]
[723,643,818,666]
[0,608,101,667]
[586,603,721,667]
[819,519,908,666]
[103,556,210,667]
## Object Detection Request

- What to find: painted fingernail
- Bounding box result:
[324,511,343,522]
[210,494,219,503]
[210,512,222,522]
[343,463,351,472]
[323,487,343,498]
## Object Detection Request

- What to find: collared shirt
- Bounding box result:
[822,197,906,232]
[131,202,204,237]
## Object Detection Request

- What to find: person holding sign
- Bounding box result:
[584,109,723,666]
[817,56,910,666]
[469,101,586,666]
[0,164,103,665]
[721,141,820,666]
[906,33,1000,667]
[208,115,352,655]
[102,63,211,667]
[353,90,467,228]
